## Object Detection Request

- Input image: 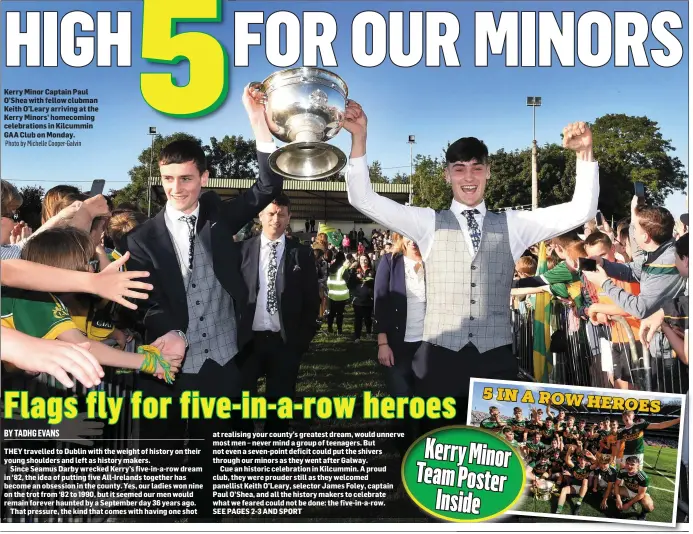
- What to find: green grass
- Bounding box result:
[515,444,677,524]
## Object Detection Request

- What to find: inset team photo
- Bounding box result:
[467,378,685,526]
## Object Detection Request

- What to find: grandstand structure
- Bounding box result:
[151,177,410,223]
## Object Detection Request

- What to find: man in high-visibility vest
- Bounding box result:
[326,252,351,334]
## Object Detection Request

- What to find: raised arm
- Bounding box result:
[342,100,434,256]
[586,266,686,319]
[507,123,599,260]
[648,417,681,430]
[219,84,284,233]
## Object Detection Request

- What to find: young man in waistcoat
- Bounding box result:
[121,85,283,520]
[342,100,599,429]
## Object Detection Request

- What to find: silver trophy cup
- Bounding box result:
[250,67,349,180]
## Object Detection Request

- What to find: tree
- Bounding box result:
[482,114,687,220]
[368,160,388,183]
[17,185,44,230]
[411,155,450,210]
[485,145,577,211]
[324,170,346,182]
[391,172,410,184]
[205,135,258,179]
[591,114,687,219]
[114,132,203,214]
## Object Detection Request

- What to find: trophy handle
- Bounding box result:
[248,82,267,104]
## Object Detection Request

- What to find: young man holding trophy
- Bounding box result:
[342,100,600,428]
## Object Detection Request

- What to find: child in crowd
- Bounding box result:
[2,227,179,382]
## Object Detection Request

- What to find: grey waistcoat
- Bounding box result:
[422,209,515,353]
[181,234,238,374]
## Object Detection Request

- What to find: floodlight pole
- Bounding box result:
[408,135,415,205]
[527,97,542,211]
[147,127,157,217]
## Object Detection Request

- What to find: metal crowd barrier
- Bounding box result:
[511,299,688,394]
[1,357,139,523]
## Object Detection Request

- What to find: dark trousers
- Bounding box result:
[236,331,303,433]
[327,299,347,332]
[136,358,241,521]
[383,340,421,457]
[353,304,373,339]
[413,341,519,434]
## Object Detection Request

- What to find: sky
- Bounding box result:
[1,1,689,217]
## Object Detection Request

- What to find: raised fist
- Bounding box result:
[562,122,593,154]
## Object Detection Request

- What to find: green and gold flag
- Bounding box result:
[318,223,342,247]
[532,241,553,382]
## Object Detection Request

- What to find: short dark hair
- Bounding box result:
[618,226,629,244]
[270,193,291,211]
[675,232,688,259]
[159,140,207,174]
[584,231,612,250]
[446,137,489,165]
[635,205,675,245]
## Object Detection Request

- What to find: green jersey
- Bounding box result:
[617,420,649,455]
[533,458,551,476]
[511,418,527,441]
[1,289,76,339]
[550,454,566,474]
[541,426,557,445]
[593,465,618,484]
[526,441,547,464]
[618,469,649,494]
[526,421,544,438]
[569,465,591,482]
[480,418,504,433]
[563,426,580,444]
[584,434,601,453]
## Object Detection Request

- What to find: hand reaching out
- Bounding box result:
[90,252,153,310]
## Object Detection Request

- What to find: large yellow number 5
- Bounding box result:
[140,0,228,117]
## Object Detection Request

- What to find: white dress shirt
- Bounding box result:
[402,255,426,342]
[164,202,201,278]
[252,233,286,332]
[345,155,599,262]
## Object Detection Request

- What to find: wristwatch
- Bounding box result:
[175,330,189,349]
